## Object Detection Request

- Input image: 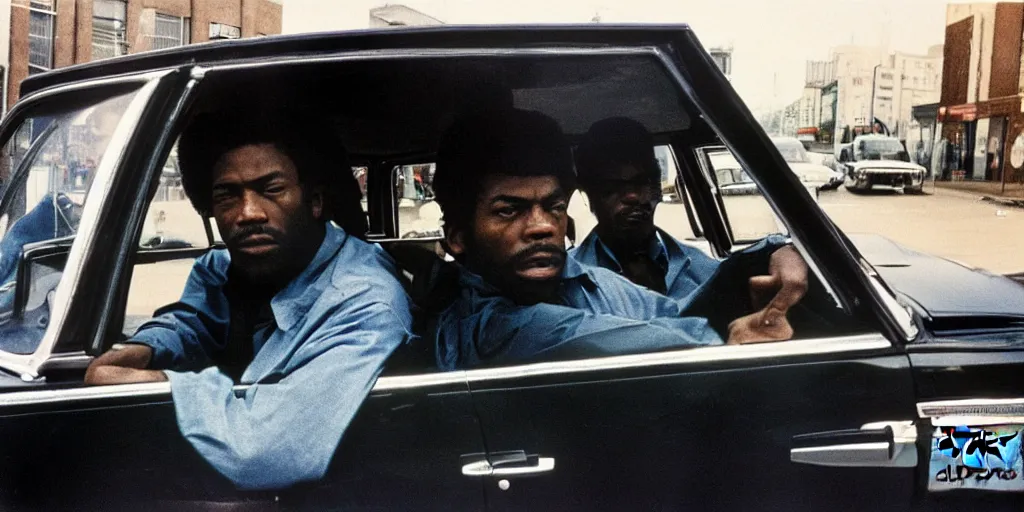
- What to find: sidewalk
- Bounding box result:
[933,180,1024,208]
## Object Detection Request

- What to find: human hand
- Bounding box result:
[726,306,794,345]
[748,245,809,314]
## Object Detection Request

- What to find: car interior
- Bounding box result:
[0,53,876,383]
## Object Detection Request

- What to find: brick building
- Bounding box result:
[7,0,282,110]
[938,2,1024,185]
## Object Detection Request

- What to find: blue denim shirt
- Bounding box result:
[569,228,722,301]
[132,224,413,490]
[571,229,789,302]
[434,257,722,370]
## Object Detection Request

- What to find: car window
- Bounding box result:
[121,146,211,335]
[571,144,702,251]
[0,90,140,354]
[394,163,442,239]
[699,148,789,243]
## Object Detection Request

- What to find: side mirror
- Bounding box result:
[839,149,850,163]
[13,242,69,322]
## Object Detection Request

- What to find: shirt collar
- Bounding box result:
[590,230,670,273]
[269,224,348,331]
[649,230,670,271]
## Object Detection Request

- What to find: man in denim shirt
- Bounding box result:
[431,109,796,371]
[84,109,413,490]
[571,117,809,343]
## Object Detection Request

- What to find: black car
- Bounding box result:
[0,25,1020,511]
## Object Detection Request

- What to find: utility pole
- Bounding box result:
[869,64,880,130]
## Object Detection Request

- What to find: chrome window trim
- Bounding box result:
[0,334,892,407]
[0,381,172,408]
[377,333,890,390]
[918,398,1024,426]
[0,72,173,379]
[200,46,660,74]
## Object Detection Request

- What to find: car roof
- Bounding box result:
[21,24,695,97]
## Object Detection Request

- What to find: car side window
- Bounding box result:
[394,163,441,239]
[0,91,140,355]
[571,144,705,251]
[696,147,790,244]
[121,146,211,336]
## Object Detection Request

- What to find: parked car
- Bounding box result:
[703,147,820,201]
[838,134,927,193]
[771,136,845,190]
[0,25,1020,512]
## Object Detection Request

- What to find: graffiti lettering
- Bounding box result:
[937,426,1021,470]
[936,465,1019,483]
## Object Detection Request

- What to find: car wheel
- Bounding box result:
[905,185,924,195]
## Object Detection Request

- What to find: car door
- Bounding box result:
[0,70,487,511]
[454,29,923,511]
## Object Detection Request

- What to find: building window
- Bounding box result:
[152,13,191,51]
[92,0,128,60]
[28,1,56,71]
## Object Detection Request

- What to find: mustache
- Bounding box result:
[227,225,285,246]
[617,205,654,218]
[510,243,566,265]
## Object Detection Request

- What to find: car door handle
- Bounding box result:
[461,451,556,477]
[790,420,917,468]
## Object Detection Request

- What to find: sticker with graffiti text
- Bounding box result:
[929,425,1023,492]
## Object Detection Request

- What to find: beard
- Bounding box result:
[224,210,324,291]
[465,238,566,305]
[596,204,656,253]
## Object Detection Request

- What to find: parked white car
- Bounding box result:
[837,135,927,193]
[771,136,845,190]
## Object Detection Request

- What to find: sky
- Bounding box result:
[282,0,951,115]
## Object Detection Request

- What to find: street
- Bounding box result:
[819,185,1024,275]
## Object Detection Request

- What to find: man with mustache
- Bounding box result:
[431,109,784,371]
[84,108,413,490]
[571,117,809,343]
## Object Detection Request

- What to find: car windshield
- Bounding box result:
[856,139,910,162]
[772,140,810,163]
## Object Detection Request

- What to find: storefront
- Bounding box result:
[909,103,938,172]
[938,95,1020,184]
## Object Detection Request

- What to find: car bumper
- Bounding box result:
[852,170,924,189]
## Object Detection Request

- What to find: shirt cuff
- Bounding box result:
[129,328,183,369]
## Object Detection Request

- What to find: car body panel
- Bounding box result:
[0,380,488,511]
[468,345,918,511]
[849,233,1024,321]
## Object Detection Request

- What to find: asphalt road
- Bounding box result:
[818,185,1024,275]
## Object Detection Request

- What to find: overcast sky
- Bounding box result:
[282,0,950,114]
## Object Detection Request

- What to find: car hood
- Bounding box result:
[848,233,1024,322]
[851,160,924,171]
[787,162,837,182]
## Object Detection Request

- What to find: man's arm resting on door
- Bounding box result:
[85,343,168,385]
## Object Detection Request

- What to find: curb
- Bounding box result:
[980,196,1024,209]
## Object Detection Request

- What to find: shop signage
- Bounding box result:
[942,104,978,122]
